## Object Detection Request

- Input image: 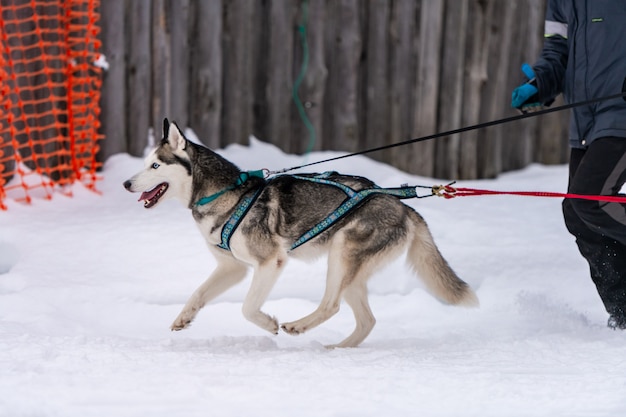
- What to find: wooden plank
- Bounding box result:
[151,0,170,141]
[435,0,468,179]
[127,0,151,156]
[411,0,445,177]
[292,0,327,153]
[266,0,294,152]
[250,3,269,145]
[388,0,417,173]
[168,0,190,128]
[249,1,265,148]
[99,0,126,158]
[188,0,222,149]
[478,0,515,178]
[363,0,389,160]
[222,0,255,146]
[325,0,361,153]
[502,0,533,171]
[459,0,492,180]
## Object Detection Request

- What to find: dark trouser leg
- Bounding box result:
[570,233,626,319]
[562,138,626,323]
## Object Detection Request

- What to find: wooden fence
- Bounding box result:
[99,0,570,180]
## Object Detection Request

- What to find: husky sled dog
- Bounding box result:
[124,119,478,348]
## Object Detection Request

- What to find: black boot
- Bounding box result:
[608,312,626,330]
[607,304,626,330]
[575,237,626,329]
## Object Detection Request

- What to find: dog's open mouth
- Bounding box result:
[139,182,168,208]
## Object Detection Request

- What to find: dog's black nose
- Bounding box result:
[123,180,132,190]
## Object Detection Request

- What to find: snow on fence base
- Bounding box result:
[0,0,104,210]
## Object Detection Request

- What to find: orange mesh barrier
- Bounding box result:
[0,0,104,210]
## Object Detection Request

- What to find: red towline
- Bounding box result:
[432,184,626,203]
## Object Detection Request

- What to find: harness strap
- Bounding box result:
[217,187,264,251]
[215,171,419,252]
[192,170,266,251]
[291,172,357,197]
[289,172,418,251]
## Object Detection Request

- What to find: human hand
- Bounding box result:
[511,63,541,112]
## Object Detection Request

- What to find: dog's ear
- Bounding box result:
[166,121,187,151]
[163,118,170,138]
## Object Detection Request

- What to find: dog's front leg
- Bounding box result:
[171,256,248,331]
[240,256,286,335]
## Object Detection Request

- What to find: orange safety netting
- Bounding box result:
[0,0,104,210]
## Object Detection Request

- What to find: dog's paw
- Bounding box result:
[280,321,307,336]
[265,315,280,335]
[171,310,196,331]
[242,309,279,335]
[170,319,191,331]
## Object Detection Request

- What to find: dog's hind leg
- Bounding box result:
[282,214,408,347]
[326,278,376,349]
[280,236,350,339]
[171,254,248,331]
[240,254,287,335]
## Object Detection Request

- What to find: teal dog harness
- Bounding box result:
[287,172,418,250]
[197,171,420,252]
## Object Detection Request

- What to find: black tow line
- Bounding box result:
[270,85,626,176]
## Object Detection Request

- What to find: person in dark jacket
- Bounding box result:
[512,0,626,329]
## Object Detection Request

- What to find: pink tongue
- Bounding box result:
[139,185,161,202]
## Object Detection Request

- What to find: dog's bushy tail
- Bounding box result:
[406,211,479,307]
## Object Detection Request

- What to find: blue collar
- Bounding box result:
[195,170,266,206]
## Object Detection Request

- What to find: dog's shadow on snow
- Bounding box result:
[164,335,331,354]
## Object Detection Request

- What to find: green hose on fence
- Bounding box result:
[292,0,317,157]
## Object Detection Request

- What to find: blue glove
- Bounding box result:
[511,63,539,110]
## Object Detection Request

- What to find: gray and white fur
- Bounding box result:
[124,119,478,348]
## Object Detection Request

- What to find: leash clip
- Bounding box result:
[432,181,457,198]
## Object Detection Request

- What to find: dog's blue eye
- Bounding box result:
[152,162,160,169]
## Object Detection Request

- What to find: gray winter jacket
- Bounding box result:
[533,0,626,148]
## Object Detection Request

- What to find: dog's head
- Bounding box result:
[123,119,193,208]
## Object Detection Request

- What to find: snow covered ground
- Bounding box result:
[1,139,625,417]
